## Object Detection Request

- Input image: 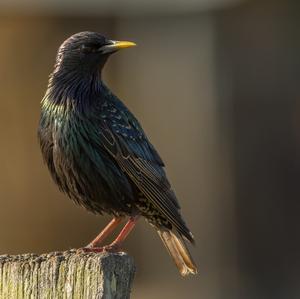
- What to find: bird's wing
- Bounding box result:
[98,100,193,242]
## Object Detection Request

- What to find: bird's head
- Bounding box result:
[54,31,136,75]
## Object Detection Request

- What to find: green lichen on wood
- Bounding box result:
[0,250,135,299]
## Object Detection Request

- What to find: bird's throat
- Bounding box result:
[44,69,103,111]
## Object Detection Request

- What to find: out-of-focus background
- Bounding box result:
[0,0,299,298]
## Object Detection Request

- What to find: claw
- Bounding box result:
[77,243,123,254]
[103,243,122,253]
[77,247,105,253]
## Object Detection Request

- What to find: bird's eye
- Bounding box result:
[80,44,98,54]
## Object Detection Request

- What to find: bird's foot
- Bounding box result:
[77,243,122,254]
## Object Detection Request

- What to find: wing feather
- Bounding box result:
[97,101,193,242]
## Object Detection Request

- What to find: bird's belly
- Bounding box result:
[50,130,135,215]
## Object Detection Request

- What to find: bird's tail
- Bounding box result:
[157,229,197,276]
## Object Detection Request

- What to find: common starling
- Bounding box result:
[38,31,197,276]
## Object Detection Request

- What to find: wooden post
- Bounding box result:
[0,250,135,299]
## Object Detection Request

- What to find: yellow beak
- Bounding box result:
[112,41,137,49]
[101,40,136,54]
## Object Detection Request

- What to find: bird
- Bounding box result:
[38,31,197,276]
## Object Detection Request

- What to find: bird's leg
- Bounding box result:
[107,215,140,250]
[80,216,139,253]
[87,217,123,248]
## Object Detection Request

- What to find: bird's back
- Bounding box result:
[93,86,194,243]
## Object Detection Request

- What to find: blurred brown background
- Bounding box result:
[0,0,299,298]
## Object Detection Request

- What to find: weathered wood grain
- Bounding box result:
[0,250,135,299]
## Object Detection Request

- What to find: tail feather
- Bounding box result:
[157,229,197,276]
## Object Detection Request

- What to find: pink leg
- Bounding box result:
[110,215,140,248]
[81,216,139,253]
[87,217,123,248]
